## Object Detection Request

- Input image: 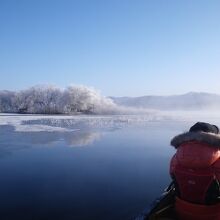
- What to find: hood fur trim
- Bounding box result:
[171,132,220,148]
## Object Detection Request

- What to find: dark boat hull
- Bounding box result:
[135,181,220,220]
[135,183,176,220]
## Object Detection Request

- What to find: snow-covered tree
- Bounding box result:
[0,84,118,114]
[14,85,63,114]
[0,91,16,113]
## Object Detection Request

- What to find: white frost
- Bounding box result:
[0,113,166,132]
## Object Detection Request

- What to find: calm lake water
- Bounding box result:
[0,117,203,220]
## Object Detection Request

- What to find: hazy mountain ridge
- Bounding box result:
[110,92,220,110]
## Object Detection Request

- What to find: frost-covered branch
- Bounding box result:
[0,85,117,114]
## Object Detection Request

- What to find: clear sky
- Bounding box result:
[1,0,220,96]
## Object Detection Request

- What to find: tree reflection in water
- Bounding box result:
[0,125,101,158]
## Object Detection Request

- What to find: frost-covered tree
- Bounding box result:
[63,85,117,114]
[0,91,16,113]
[14,85,63,114]
[0,84,118,114]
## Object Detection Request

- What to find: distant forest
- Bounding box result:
[0,85,116,114]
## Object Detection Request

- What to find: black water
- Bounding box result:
[0,120,188,220]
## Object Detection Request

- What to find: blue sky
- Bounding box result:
[1,0,220,96]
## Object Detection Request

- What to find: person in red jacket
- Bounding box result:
[170,122,220,220]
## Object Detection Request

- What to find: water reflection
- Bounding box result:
[0,120,185,220]
[0,125,101,157]
[65,131,100,147]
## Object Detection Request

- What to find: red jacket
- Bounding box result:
[170,131,220,220]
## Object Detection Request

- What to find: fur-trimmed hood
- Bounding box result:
[171,131,220,148]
